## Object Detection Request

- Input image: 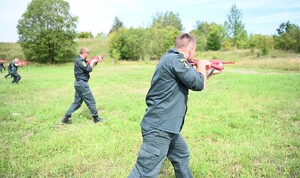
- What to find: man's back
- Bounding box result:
[141,48,204,134]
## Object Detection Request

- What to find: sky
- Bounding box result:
[0,0,299,42]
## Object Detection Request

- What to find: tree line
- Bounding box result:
[107,4,300,60]
[17,0,300,63]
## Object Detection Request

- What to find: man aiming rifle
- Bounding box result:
[128,33,222,177]
[61,48,106,124]
[4,58,30,82]
[9,58,23,84]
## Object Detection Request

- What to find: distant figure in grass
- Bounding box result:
[9,58,22,84]
[4,62,13,79]
[0,58,6,73]
[61,48,106,124]
[128,33,222,177]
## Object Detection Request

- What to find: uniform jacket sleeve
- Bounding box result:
[77,59,92,73]
[172,58,204,91]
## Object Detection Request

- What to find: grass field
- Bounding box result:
[0,61,299,177]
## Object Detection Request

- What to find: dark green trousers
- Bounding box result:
[11,72,21,84]
[0,65,5,73]
[66,80,98,118]
[129,125,192,178]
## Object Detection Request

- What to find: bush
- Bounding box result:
[148,25,181,59]
[274,21,300,53]
[78,32,93,39]
[109,25,180,60]
[222,38,234,50]
[261,46,270,56]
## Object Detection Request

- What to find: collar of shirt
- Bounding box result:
[78,55,87,62]
[168,48,185,58]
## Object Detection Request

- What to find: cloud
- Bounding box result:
[247,11,300,24]
[236,0,300,10]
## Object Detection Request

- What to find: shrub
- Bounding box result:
[109,25,180,60]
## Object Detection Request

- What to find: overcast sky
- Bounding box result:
[0,0,300,42]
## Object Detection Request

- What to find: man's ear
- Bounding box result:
[187,47,193,59]
[188,50,192,60]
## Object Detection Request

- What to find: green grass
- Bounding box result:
[0,62,299,177]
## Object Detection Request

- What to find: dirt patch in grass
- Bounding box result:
[21,131,33,142]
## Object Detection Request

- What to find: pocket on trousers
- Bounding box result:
[137,143,161,172]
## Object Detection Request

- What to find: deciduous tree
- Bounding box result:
[224,4,248,49]
[109,17,124,34]
[17,0,78,63]
[152,11,183,31]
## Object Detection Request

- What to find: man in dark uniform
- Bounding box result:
[10,58,22,84]
[4,62,13,79]
[61,48,106,124]
[0,59,5,73]
[128,33,222,178]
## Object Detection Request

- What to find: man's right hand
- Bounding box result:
[196,60,210,75]
[195,60,211,89]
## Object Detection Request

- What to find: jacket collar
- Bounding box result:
[78,55,87,61]
[169,48,184,58]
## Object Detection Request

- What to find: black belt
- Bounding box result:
[76,79,87,82]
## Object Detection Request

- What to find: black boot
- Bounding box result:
[61,115,71,124]
[93,116,107,123]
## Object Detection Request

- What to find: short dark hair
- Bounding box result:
[175,33,196,49]
[79,48,89,54]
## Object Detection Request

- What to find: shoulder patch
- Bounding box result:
[82,61,87,67]
[179,58,187,63]
[179,58,190,69]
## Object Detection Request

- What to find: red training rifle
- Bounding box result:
[87,54,107,64]
[16,61,31,66]
[187,59,235,77]
[187,59,235,71]
[0,59,7,63]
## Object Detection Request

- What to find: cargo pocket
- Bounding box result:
[137,143,161,173]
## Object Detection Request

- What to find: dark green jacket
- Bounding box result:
[11,62,18,73]
[141,48,204,134]
[74,55,92,82]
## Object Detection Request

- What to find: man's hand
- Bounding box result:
[207,63,223,77]
[87,55,106,68]
[196,60,210,75]
[196,60,210,89]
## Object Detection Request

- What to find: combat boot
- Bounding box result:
[61,115,72,124]
[93,117,107,123]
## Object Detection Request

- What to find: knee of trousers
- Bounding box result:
[83,91,96,103]
[180,148,190,158]
[76,103,83,108]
